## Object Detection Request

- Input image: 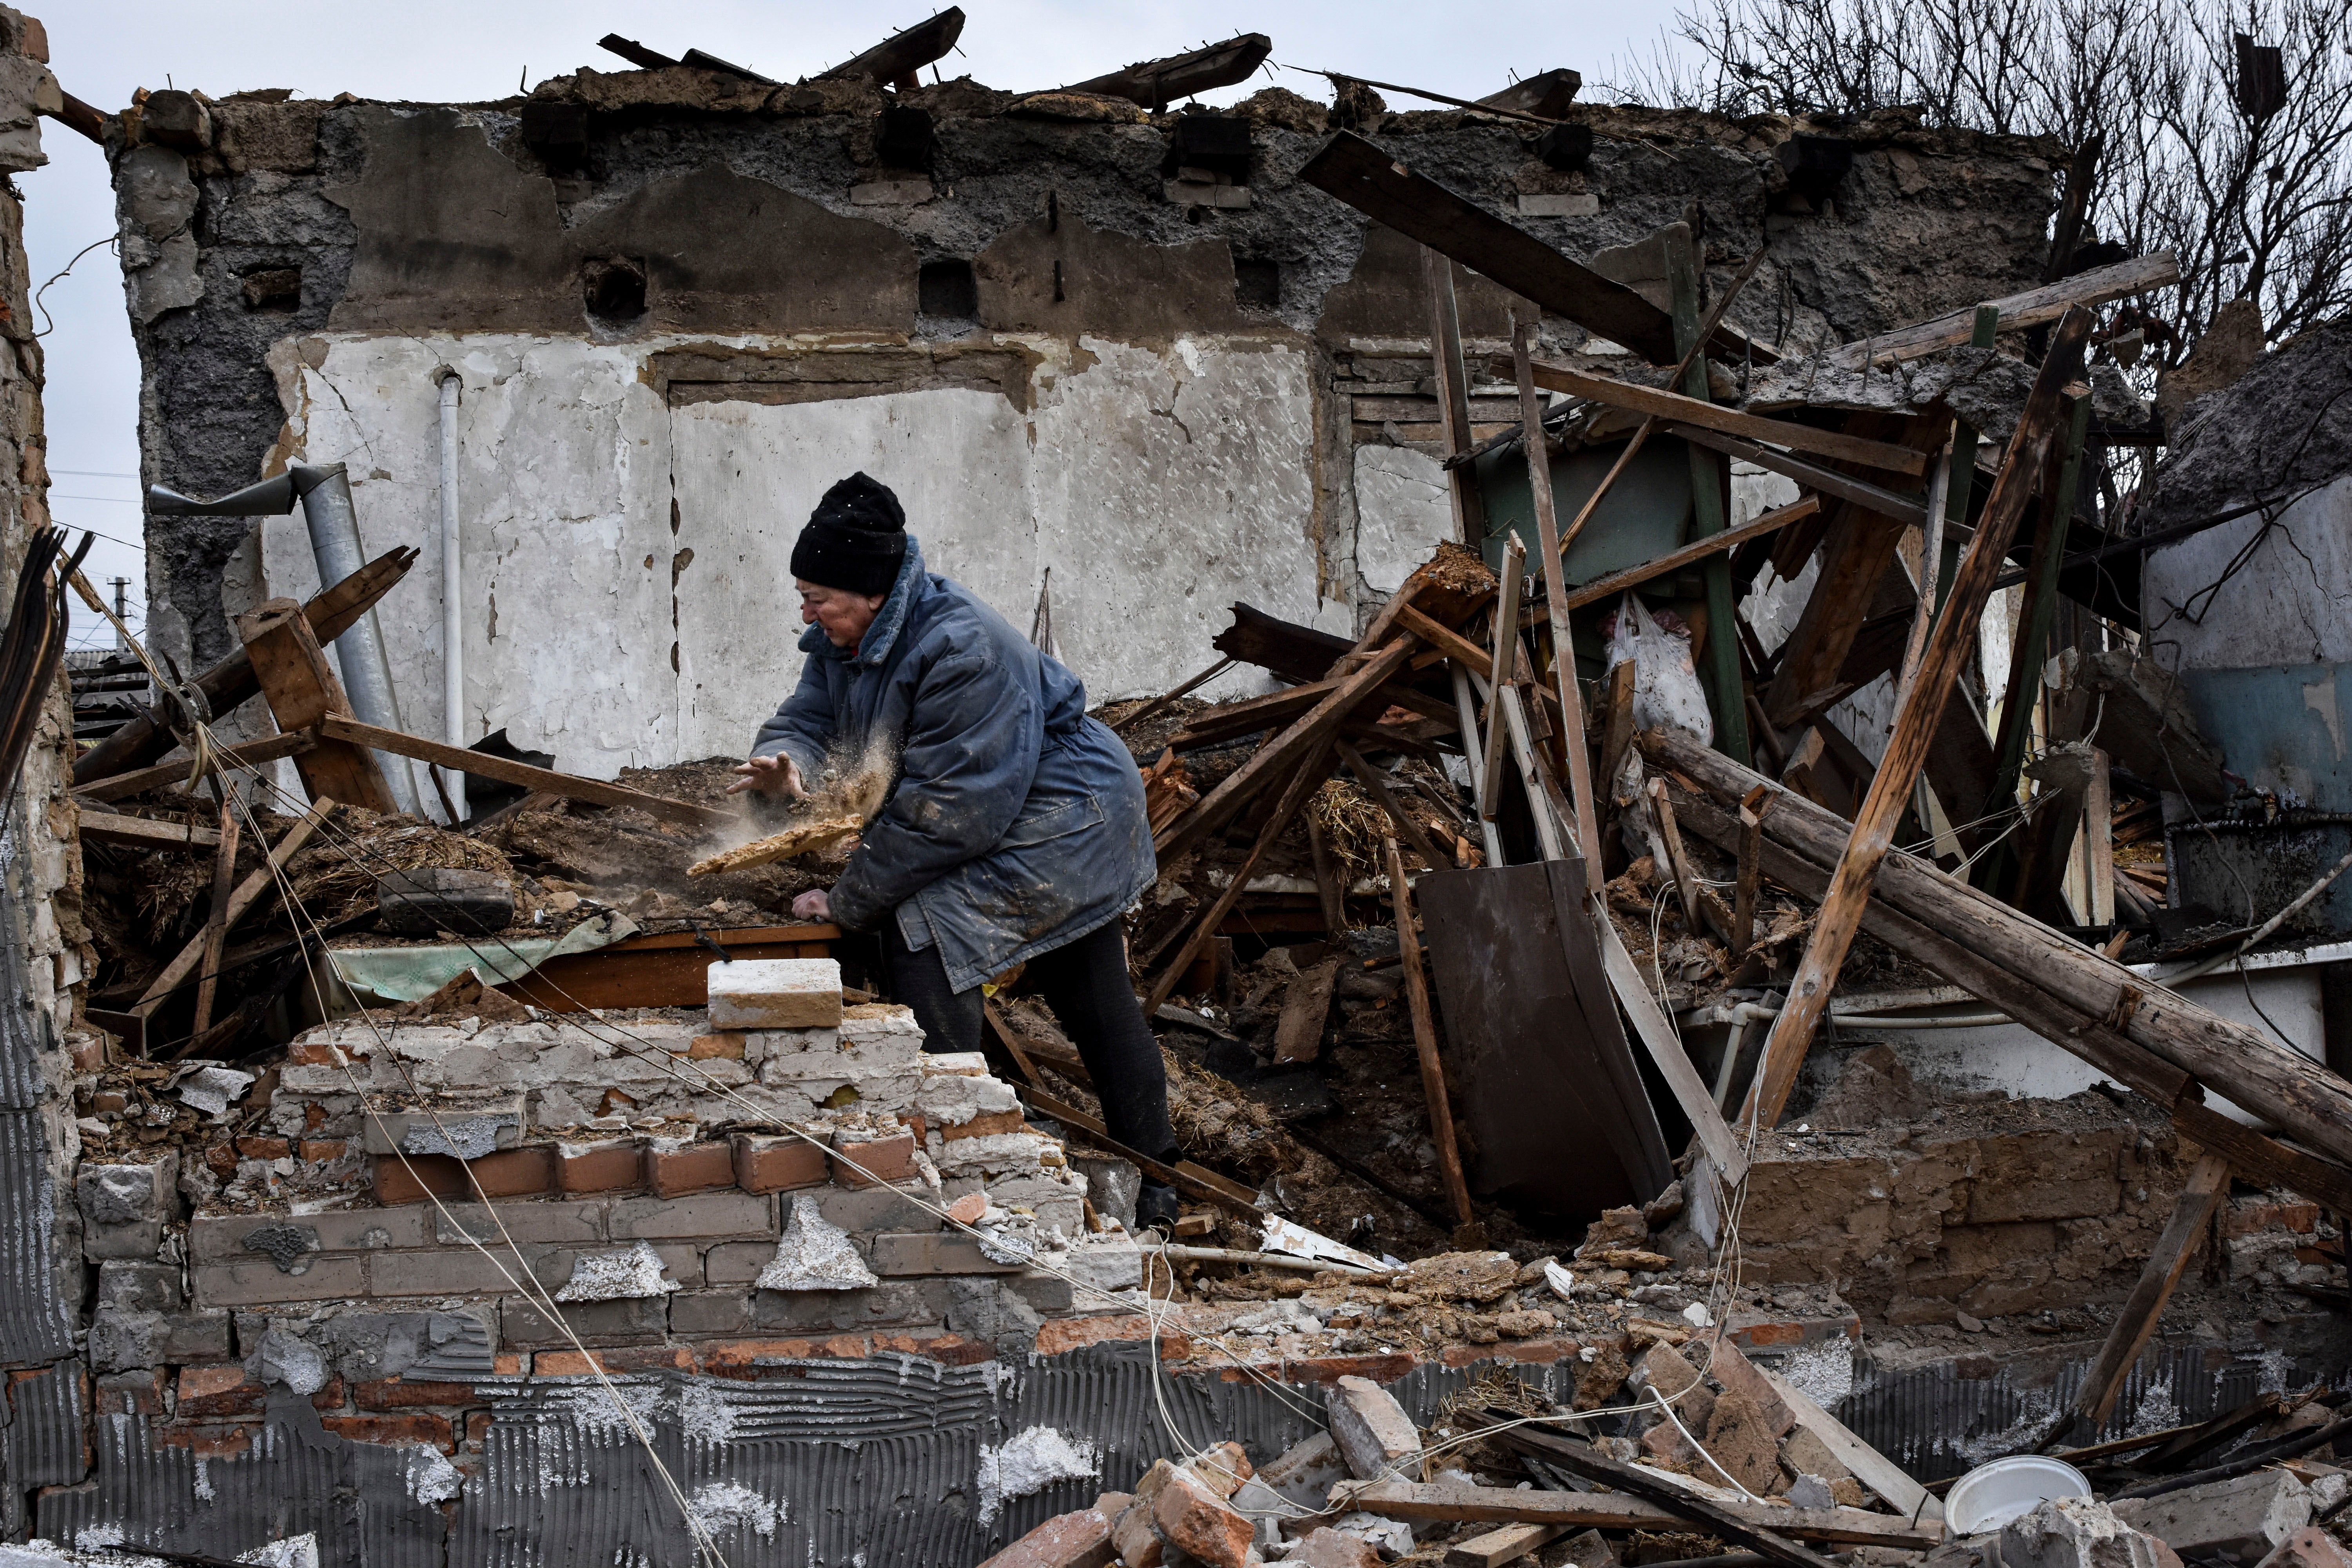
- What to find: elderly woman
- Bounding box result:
[730,473,1181,1232]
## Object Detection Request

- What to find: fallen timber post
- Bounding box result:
[1645,726,2352,1184]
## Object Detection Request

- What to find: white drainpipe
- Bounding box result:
[437,370,466,821]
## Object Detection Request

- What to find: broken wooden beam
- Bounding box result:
[1652,739,2352,1195]
[2054,1152,2231,1445]
[1063,33,1271,107]
[1300,131,1756,368]
[1558,496,1820,615]
[1663,424,1928,530]
[1513,314,1604,855]
[314,715,734,831]
[1741,312,2091,1128]
[818,8,967,91]
[1822,251,2179,370]
[132,796,338,1021]
[79,812,220,852]
[1019,1085,1261,1214]
[1390,835,1475,1231]
[1532,363,1928,475]
[1338,1479,1941,1548]
[236,599,401,815]
[73,547,418,787]
[76,730,317,806]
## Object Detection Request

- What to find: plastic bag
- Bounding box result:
[1603,592,1713,746]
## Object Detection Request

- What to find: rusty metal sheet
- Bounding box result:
[1418,859,1673,1223]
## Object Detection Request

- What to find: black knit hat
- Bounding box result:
[790,472,907,595]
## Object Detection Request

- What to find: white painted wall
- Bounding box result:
[1353,445,1453,596]
[259,331,1332,783]
[2143,474,2352,670]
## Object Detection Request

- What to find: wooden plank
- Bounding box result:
[1512,315,1604,856]
[1740,309,2094,1129]
[1447,1523,1566,1568]
[1109,655,1236,735]
[1274,957,1343,1064]
[1822,251,2179,370]
[1145,747,1334,1013]
[1452,665,1506,868]
[134,796,337,1019]
[1597,660,1638,811]
[1021,1086,1262,1214]
[1733,799,1766,957]
[1479,544,1526,823]
[73,546,419,787]
[2062,1152,2232,1439]
[1531,363,1928,475]
[1651,779,1704,933]
[1338,1481,1939,1547]
[80,812,222,851]
[1156,639,1418,865]
[1307,819,1348,935]
[1756,1367,1941,1524]
[1300,132,1688,365]
[76,731,317,805]
[1397,604,1497,683]
[1424,245,1488,544]
[1662,424,1928,530]
[503,933,835,1011]
[236,599,400,814]
[316,714,733,830]
[982,998,1047,1089]
[1390,835,1475,1231]
[2087,747,2116,926]
[1486,1423,1841,1568]
[190,789,243,1034]
[1560,497,1820,614]
[1982,392,2093,837]
[1596,915,1749,1186]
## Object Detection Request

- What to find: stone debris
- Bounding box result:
[1327,1375,1424,1481]
[755,1192,879,1292]
[553,1240,679,1301]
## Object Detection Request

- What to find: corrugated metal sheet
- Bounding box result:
[6,1356,85,1487]
[40,1401,453,1568]
[0,1109,76,1367]
[1838,1341,2291,1481]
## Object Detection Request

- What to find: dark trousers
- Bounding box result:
[880,916,1179,1168]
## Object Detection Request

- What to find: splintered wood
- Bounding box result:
[688,816,864,877]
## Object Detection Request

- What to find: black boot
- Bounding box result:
[1135,1180,1181,1234]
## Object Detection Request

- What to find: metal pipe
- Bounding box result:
[436,372,467,822]
[289,465,422,815]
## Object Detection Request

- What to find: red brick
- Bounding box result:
[298,1139,347,1162]
[644,1142,735,1198]
[684,1033,745,1060]
[556,1139,643,1195]
[731,1133,829,1195]
[946,1192,987,1225]
[304,1102,326,1130]
[698,1339,828,1378]
[534,1346,695,1377]
[322,1413,454,1452]
[358,1377,481,1409]
[236,1136,290,1160]
[1153,1466,1254,1568]
[976,1508,1117,1568]
[204,1143,238,1177]
[466,1410,493,1448]
[178,1364,265,1418]
[872,1332,994,1366]
[831,1130,916,1189]
[1281,1352,1417,1385]
[494,1353,524,1376]
[156,1424,255,1459]
[290,1040,343,1065]
[2229,1200,2322,1238]
[821,1333,871,1359]
[1034,1315,1181,1359]
[944,1109,1027,1141]
[372,1146,557,1205]
[98,1370,165,1416]
[1193,1441,1252,1498]
[87,1090,127,1114]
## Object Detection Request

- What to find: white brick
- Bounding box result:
[1520,192,1600,216]
[708,959,843,1029]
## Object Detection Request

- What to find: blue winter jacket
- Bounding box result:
[751,537,1157,993]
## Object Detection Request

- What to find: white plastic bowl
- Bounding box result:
[1945,1454,2093,1536]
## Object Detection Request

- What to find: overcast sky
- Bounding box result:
[23,0,1689,648]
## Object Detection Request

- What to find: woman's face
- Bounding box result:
[797,580,889,648]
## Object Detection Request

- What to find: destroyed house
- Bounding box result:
[3,11,2352,1568]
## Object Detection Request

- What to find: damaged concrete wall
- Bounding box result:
[109,73,2059,777]
[0,3,109,1541]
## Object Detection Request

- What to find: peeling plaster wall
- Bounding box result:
[257,329,1327,777]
